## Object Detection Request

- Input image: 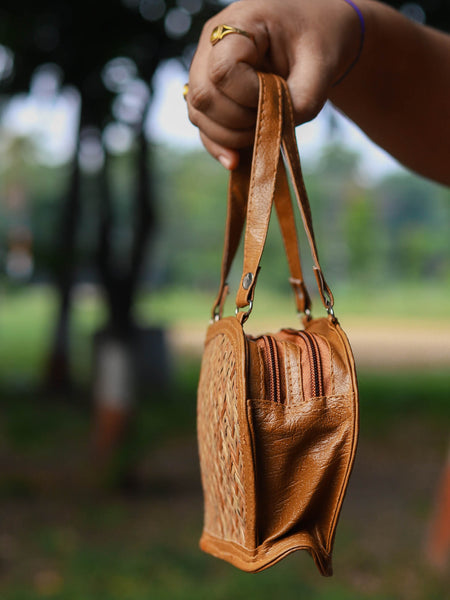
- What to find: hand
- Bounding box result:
[186,0,362,169]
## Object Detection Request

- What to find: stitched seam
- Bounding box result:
[284,341,293,405]
[316,332,335,395]
[258,344,264,398]
[248,75,265,260]
[271,76,282,198]
[329,342,336,395]
[248,393,354,409]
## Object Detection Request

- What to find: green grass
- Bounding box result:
[0,280,448,338]
[0,285,105,385]
[0,285,449,599]
[358,370,450,429]
[136,281,450,324]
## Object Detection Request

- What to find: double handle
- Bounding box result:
[211,72,334,323]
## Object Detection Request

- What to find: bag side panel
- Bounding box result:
[247,394,355,574]
[197,317,256,551]
[244,317,358,575]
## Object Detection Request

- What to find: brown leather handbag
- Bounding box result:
[197,73,359,576]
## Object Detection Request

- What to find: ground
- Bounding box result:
[0,288,449,598]
[0,366,448,600]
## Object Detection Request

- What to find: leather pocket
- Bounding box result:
[247,395,355,549]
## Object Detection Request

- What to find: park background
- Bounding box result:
[0,1,449,598]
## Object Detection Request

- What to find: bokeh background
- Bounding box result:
[0,1,449,598]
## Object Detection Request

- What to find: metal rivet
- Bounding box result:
[242,272,253,290]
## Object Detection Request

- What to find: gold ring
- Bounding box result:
[210,25,254,46]
[182,83,189,100]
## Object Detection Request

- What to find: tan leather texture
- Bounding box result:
[197,73,359,576]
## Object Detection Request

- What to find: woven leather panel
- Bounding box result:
[197,332,246,546]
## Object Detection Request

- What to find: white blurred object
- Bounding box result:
[93,338,134,410]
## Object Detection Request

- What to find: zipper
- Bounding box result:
[260,335,282,404]
[297,331,324,398]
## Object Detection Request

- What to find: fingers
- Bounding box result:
[188,84,256,131]
[199,131,240,170]
[190,106,255,151]
[287,66,328,126]
[186,8,270,167]
[191,103,253,170]
[186,0,334,167]
[193,12,266,105]
[207,52,260,108]
[187,34,261,138]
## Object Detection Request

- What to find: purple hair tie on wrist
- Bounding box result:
[334,0,365,86]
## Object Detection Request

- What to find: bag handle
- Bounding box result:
[234,73,283,313]
[274,159,313,315]
[234,72,334,321]
[280,76,334,314]
[210,149,250,322]
[211,151,311,321]
[212,73,312,320]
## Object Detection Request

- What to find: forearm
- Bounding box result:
[188,0,450,184]
[330,0,450,184]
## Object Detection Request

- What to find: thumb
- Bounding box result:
[287,58,330,125]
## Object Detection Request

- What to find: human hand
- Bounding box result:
[186,0,363,169]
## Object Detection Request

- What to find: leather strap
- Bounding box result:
[213,72,334,320]
[273,160,312,314]
[279,77,334,311]
[211,149,251,321]
[235,73,283,310]
[212,152,312,319]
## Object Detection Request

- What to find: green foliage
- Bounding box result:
[152,146,229,289]
[0,139,449,292]
[377,173,450,281]
[149,142,450,293]
[0,147,72,281]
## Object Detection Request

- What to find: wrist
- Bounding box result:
[333,0,366,86]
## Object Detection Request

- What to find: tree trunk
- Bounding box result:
[91,117,159,480]
[43,137,81,393]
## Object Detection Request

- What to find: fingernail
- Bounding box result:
[218,154,233,170]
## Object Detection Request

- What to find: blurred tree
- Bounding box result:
[0,0,449,391]
[1,0,449,476]
[0,0,224,392]
[0,0,228,477]
[155,147,228,287]
[377,173,450,281]
[311,144,362,282]
[0,135,36,285]
[153,140,449,294]
[344,191,382,282]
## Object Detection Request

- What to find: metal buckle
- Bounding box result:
[210,308,221,324]
[235,300,253,324]
[326,304,335,318]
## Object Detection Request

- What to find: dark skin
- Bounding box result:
[187,0,450,185]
